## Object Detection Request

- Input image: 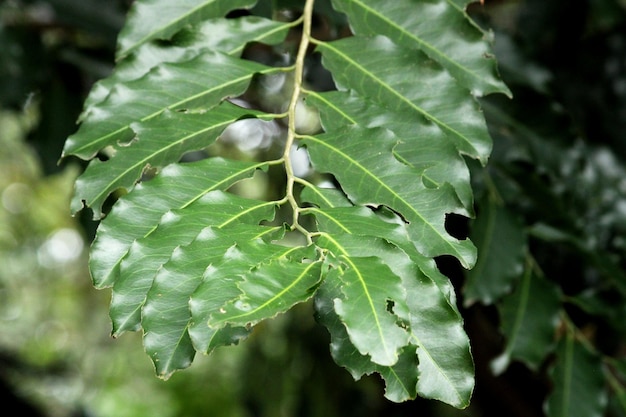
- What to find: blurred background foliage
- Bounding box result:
[1,0,626,416]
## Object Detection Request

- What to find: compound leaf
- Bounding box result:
[62,0,509,407]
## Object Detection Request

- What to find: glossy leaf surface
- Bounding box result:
[330,0,511,97]
[315,35,493,163]
[90,157,268,289]
[302,126,476,268]
[62,0,508,406]
[116,0,257,59]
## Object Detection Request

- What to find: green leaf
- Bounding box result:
[330,0,511,97]
[116,0,258,59]
[310,207,473,406]
[85,16,291,110]
[62,51,272,163]
[113,191,277,337]
[73,102,271,218]
[568,290,626,336]
[301,125,477,268]
[491,269,560,374]
[205,242,323,328]
[406,271,474,408]
[605,358,626,416]
[317,233,410,367]
[184,226,280,355]
[544,330,607,417]
[464,197,527,305]
[315,35,493,163]
[307,90,474,214]
[90,157,267,289]
[529,223,626,297]
[142,223,282,378]
[314,272,419,403]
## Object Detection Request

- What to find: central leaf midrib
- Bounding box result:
[327,234,391,359]
[216,251,319,323]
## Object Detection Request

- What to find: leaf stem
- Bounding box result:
[283,0,315,242]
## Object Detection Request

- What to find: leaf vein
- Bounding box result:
[320,41,471,148]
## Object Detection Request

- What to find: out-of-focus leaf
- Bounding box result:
[464,197,526,305]
[604,358,626,417]
[491,269,560,374]
[529,222,626,297]
[568,290,626,336]
[544,330,607,417]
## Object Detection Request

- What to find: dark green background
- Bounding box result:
[1,0,625,416]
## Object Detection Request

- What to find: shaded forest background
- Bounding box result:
[1,0,626,416]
